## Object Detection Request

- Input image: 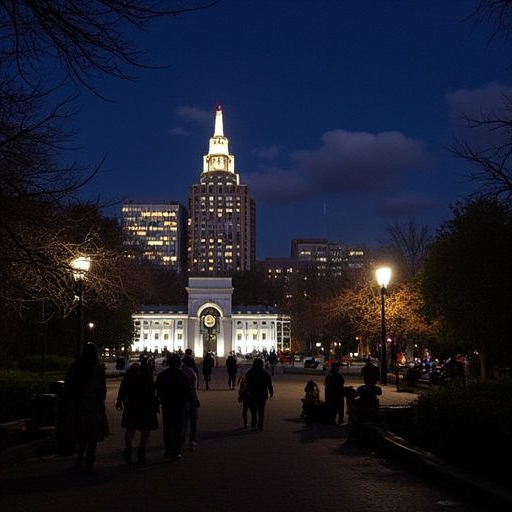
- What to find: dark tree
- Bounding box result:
[0,0,216,92]
[417,197,512,379]
[450,0,512,199]
[378,219,432,281]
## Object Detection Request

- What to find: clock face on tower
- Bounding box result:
[211,156,225,170]
[204,314,216,328]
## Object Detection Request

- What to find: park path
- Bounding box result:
[0,366,484,512]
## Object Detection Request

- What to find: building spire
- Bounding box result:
[214,104,224,137]
[202,104,236,176]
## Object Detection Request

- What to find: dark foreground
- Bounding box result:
[0,368,502,512]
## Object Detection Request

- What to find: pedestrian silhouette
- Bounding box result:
[115,355,158,464]
[245,357,274,431]
[61,342,107,473]
[156,353,192,460]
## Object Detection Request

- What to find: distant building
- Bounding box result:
[131,277,291,357]
[188,105,256,275]
[121,201,188,272]
[258,239,367,281]
[291,238,367,276]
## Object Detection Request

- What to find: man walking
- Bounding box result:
[245,357,274,431]
[225,351,238,389]
[156,354,192,460]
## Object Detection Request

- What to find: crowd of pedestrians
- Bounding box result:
[59,348,412,472]
[57,346,276,472]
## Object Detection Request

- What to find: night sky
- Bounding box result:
[75,0,511,259]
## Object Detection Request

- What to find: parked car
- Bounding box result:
[304,356,321,369]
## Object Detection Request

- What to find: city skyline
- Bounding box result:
[75,0,511,259]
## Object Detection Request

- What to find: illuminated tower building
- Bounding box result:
[122,201,188,272]
[188,105,256,275]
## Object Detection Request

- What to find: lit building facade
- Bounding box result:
[122,201,188,272]
[131,277,291,357]
[188,105,256,275]
[291,238,367,276]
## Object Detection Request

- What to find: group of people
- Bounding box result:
[300,358,382,425]
[225,351,275,430]
[300,362,346,424]
[57,344,275,473]
[117,348,202,462]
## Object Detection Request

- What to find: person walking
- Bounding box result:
[236,371,249,428]
[202,351,215,390]
[156,353,192,460]
[181,354,201,450]
[182,348,199,389]
[267,349,278,375]
[225,351,238,389]
[245,357,274,431]
[115,355,158,464]
[324,362,345,424]
[61,342,107,473]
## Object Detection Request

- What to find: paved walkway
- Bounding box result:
[0,367,489,512]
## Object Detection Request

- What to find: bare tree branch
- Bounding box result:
[0,0,219,95]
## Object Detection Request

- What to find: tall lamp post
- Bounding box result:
[71,256,91,359]
[88,322,95,343]
[376,266,392,385]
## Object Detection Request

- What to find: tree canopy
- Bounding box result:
[417,197,512,379]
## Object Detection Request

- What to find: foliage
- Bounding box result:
[408,378,512,484]
[287,268,350,352]
[0,1,209,360]
[232,268,284,307]
[378,219,432,281]
[0,370,64,423]
[452,1,512,200]
[0,0,213,92]
[18,355,73,372]
[326,268,437,359]
[417,197,512,378]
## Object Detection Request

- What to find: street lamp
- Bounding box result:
[376,266,391,385]
[71,256,91,359]
[88,322,95,343]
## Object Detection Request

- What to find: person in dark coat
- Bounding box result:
[225,351,238,389]
[324,362,345,424]
[245,357,274,431]
[236,372,249,428]
[202,351,215,390]
[61,342,107,473]
[116,356,158,464]
[156,353,192,459]
[182,348,199,389]
[301,379,321,419]
[181,355,200,450]
[361,358,380,385]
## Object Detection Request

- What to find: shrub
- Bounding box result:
[18,355,73,372]
[409,378,512,484]
[0,370,65,423]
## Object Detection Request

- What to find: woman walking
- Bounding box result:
[116,355,159,464]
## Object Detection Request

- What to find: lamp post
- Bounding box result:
[71,256,91,359]
[88,322,95,343]
[376,266,391,385]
